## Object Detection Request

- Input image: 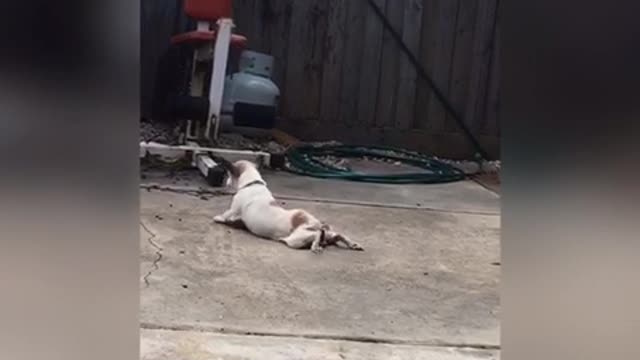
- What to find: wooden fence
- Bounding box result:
[142,0,500,159]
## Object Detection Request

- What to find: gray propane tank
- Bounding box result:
[221,50,280,130]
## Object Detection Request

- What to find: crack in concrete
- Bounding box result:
[141,221,163,287]
[139,322,500,350]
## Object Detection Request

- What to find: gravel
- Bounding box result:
[140,120,181,145]
[214,133,286,154]
[433,157,501,175]
[139,121,287,154]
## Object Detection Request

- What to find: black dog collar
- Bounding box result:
[239,179,266,190]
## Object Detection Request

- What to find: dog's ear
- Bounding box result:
[210,154,239,177]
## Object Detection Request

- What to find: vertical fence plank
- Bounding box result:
[233,0,257,45]
[141,0,183,120]
[374,0,405,128]
[413,0,459,132]
[309,1,331,121]
[413,0,437,129]
[250,0,267,52]
[337,0,367,127]
[464,0,498,133]
[319,0,348,125]
[268,0,294,113]
[445,0,478,133]
[356,0,386,127]
[284,0,329,122]
[483,20,500,136]
[283,1,308,121]
[425,0,459,133]
[394,0,423,130]
[254,0,284,54]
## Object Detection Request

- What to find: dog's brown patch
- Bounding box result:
[234,161,249,174]
[290,210,310,229]
[229,160,255,179]
[230,165,240,178]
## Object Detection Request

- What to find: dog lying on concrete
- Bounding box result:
[212,158,364,253]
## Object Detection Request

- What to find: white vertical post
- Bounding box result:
[205,18,234,141]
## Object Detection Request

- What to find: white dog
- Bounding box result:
[212,158,364,253]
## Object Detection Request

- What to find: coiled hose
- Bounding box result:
[284,144,466,184]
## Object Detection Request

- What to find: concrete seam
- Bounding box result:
[271,194,500,216]
[140,183,500,216]
[139,322,500,350]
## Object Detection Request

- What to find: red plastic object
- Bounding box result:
[184,0,232,22]
[170,31,247,48]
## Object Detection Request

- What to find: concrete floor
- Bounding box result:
[140,170,500,359]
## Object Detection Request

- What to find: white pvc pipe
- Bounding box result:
[206,18,234,141]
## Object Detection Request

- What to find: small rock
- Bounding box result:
[481,160,501,173]
[182,284,188,289]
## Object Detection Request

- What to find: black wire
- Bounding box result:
[365,0,491,160]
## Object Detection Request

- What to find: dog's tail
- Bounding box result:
[209,153,239,177]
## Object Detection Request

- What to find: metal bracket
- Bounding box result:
[194,152,226,186]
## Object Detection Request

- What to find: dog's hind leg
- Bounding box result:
[310,232,324,254]
[278,227,320,252]
[331,232,364,251]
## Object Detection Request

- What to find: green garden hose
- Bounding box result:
[284,144,466,184]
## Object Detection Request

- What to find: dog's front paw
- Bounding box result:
[311,246,324,254]
[350,243,364,251]
[213,215,226,223]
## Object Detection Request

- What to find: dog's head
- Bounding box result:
[212,156,265,190]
